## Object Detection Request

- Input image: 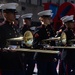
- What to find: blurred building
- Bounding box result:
[0,0,75,21]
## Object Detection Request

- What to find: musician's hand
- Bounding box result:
[50,46,55,49]
[2,48,8,52]
[7,45,19,52]
[3,47,17,52]
[46,46,54,49]
[43,44,54,49]
[9,49,17,52]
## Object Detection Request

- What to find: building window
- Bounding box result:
[37,0,42,6]
[64,0,67,2]
[71,1,74,3]
[26,0,31,4]
[47,0,51,2]
[57,0,60,5]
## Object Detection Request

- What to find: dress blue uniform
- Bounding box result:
[60,15,75,75]
[61,28,75,75]
[0,3,24,75]
[57,16,67,75]
[33,10,58,75]
[21,13,35,75]
[0,21,24,75]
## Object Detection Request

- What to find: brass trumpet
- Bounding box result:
[23,30,33,47]
[7,30,33,47]
[60,32,67,45]
[7,30,67,48]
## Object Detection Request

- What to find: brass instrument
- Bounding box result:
[60,32,75,46]
[7,31,67,48]
[7,36,23,41]
[45,46,75,49]
[3,48,59,54]
[42,37,60,41]
[6,30,75,51]
[6,36,23,48]
[23,30,33,47]
[7,30,33,47]
[60,32,67,45]
[42,32,67,46]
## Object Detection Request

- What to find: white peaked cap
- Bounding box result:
[0,4,4,9]
[1,3,18,10]
[61,15,74,23]
[21,13,33,19]
[38,10,53,17]
[16,15,20,19]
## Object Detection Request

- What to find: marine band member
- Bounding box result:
[21,13,35,75]
[60,15,75,75]
[33,10,58,75]
[0,3,24,75]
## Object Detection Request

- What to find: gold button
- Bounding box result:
[9,23,11,24]
[13,28,15,30]
[16,42,18,44]
[46,29,48,31]
[12,26,13,28]
[48,34,50,36]
[9,33,11,35]
[15,35,17,37]
[15,31,16,33]
[47,32,49,34]
[49,43,50,44]
[22,53,25,57]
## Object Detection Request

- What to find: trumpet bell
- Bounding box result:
[61,32,67,45]
[23,30,33,47]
